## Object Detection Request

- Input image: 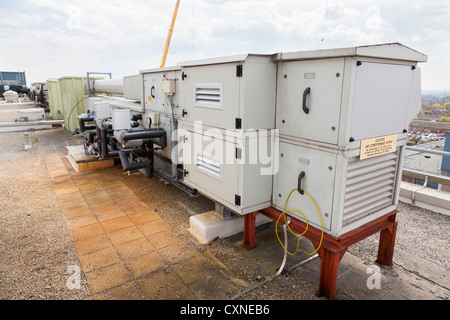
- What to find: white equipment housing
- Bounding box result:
[107,43,427,236]
[17,108,45,121]
[272,44,426,236]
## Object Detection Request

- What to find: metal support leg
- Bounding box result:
[318,248,341,300]
[243,212,258,249]
[376,215,398,266]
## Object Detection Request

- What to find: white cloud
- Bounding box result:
[0,0,448,90]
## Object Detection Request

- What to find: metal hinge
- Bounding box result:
[235,195,241,206]
[236,65,243,77]
[235,118,242,129]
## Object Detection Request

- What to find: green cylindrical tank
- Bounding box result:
[46,80,63,120]
[58,76,88,133]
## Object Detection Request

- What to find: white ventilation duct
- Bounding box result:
[93,78,124,95]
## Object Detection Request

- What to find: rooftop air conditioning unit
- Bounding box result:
[272,43,428,236]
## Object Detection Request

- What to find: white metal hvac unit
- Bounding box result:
[106,43,426,234]
[272,43,427,236]
[179,54,277,131]
[177,54,278,215]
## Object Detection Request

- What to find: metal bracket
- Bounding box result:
[87,72,112,97]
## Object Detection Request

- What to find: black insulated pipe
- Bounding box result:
[78,116,96,133]
[119,149,152,172]
[121,129,166,142]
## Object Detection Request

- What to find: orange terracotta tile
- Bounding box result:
[146,231,181,250]
[73,234,112,256]
[115,195,141,207]
[93,282,145,300]
[91,200,123,215]
[106,187,136,200]
[76,178,101,187]
[158,242,200,265]
[100,216,134,233]
[119,201,151,215]
[67,214,98,230]
[80,188,105,196]
[78,182,102,192]
[114,237,156,260]
[136,270,193,300]
[79,247,122,273]
[70,222,105,241]
[50,176,74,185]
[56,191,84,202]
[60,205,91,219]
[127,210,160,225]
[99,180,126,189]
[124,251,166,279]
[84,263,132,294]
[83,192,112,205]
[107,226,144,246]
[136,219,170,236]
[54,184,79,195]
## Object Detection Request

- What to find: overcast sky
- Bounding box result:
[0,0,449,91]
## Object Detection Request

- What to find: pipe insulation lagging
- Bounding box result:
[93,78,124,95]
[121,130,166,141]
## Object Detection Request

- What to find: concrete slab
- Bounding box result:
[188,210,272,244]
[66,145,115,173]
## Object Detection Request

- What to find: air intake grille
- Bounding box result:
[195,84,223,109]
[196,154,222,180]
[343,151,399,226]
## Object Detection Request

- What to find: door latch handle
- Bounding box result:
[151,86,155,99]
[298,171,305,195]
[302,87,311,114]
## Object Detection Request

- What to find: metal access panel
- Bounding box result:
[180,54,276,131]
[182,130,240,211]
[349,61,416,141]
[124,74,143,102]
[274,142,337,231]
[181,126,274,215]
[275,43,427,147]
[273,137,406,236]
[277,58,345,145]
[141,66,182,117]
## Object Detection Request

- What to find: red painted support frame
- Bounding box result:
[243,207,398,300]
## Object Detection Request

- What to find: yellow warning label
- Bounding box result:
[148,96,152,102]
[360,134,398,160]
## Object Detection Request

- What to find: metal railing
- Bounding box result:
[403,145,450,186]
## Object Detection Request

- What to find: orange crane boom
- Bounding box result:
[161,0,181,68]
